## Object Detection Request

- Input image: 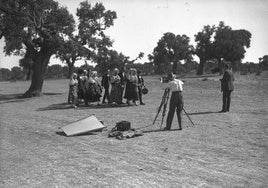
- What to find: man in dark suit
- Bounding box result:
[101,69,110,104]
[137,70,145,105]
[220,64,234,112]
[118,66,127,104]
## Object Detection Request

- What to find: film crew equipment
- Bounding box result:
[141,85,148,95]
[160,76,169,83]
[160,88,170,130]
[182,108,195,126]
[152,88,170,129]
[115,121,131,131]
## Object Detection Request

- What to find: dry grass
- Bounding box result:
[0,72,267,187]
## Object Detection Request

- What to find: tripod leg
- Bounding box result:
[153,89,168,125]
[160,89,170,129]
[183,108,195,126]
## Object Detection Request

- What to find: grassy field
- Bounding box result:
[0,72,267,187]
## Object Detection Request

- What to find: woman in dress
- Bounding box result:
[124,68,139,105]
[68,73,78,108]
[109,68,122,105]
[77,69,88,105]
[91,71,102,103]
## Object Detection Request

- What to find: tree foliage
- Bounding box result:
[94,48,125,74]
[259,55,268,71]
[213,21,251,74]
[194,25,215,75]
[0,0,75,96]
[57,1,117,78]
[194,21,252,75]
[151,32,193,74]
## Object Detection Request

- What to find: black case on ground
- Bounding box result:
[116,121,131,131]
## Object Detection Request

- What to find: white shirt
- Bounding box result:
[69,78,78,86]
[167,79,184,92]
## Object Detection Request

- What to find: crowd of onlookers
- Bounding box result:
[68,67,146,108]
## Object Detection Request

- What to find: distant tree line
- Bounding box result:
[149,21,252,75]
[2,56,267,81]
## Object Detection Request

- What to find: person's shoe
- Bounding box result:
[140,102,145,105]
[220,110,227,113]
[102,101,107,104]
[163,127,170,131]
[134,102,138,106]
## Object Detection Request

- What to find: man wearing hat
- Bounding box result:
[220,64,234,112]
[163,72,184,130]
[137,70,145,105]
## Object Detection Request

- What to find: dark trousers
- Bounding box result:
[102,87,110,103]
[166,91,184,130]
[138,87,143,104]
[222,90,232,111]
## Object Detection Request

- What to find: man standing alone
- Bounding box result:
[137,70,145,105]
[118,66,127,104]
[220,64,234,112]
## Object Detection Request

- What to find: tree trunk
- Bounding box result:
[23,50,52,98]
[197,58,206,75]
[172,61,177,74]
[67,62,74,79]
[26,69,32,80]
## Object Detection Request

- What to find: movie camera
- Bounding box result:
[160,76,170,83]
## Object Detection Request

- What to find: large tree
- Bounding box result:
[151,32,193,74]
[194,25,215,75]
[213,21,251,74]
[57,1,116,78]
[0,0,75,97]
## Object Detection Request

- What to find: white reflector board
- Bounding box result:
[61,115,106,136]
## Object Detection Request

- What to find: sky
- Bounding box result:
[1,0,268,69]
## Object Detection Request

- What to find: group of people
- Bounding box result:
[68,67,146,108]
[68,69,103,108]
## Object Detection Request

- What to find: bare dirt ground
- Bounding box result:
[0,72,267,187]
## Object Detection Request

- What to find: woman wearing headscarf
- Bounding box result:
[90,71,102,103]
[77,69,88,105]
[109,68,122,105]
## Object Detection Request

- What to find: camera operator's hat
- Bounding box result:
[167,72,175,80]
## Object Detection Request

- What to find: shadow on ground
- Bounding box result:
[37,102,134,111]
[187,111,221,115]
[0,93,25,101]
[43,92,63,96]
[0,92,63,104]
[0,93,28,104]
[142,128,183,133]
[56,130,102,137]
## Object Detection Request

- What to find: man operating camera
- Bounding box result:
[162,72,184,130]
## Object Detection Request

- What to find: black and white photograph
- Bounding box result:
[0,0,267,187]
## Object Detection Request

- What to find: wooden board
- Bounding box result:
[61,115,106,136]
